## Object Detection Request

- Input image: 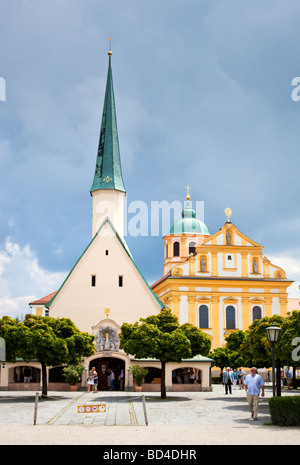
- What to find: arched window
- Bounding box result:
[189,241,196,255]
[252,306,262,321]
[199,305,209,329]
[226,305,236,329]
[173,241,180,257]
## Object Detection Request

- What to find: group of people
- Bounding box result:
[87,367,99,393]
[222,366,265,421]
[172,368,201,384]
[221,367,245,393]
[87,367,125,392]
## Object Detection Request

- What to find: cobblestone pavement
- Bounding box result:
[0,385,299,445]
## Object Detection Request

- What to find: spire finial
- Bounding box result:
[224,207,232,223]
[108,37,112,56]
[185,185,191,203]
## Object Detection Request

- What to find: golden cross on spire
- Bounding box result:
[185,184,191,200]
[108,37,112,56]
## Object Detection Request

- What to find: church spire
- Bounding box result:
[90,46,126,194]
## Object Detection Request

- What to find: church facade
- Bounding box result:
[0,50,214,392]
[151,201,293,349]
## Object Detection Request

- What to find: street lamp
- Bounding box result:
[266,323,281,396]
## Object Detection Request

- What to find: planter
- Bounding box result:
[70,385,78,391]
[134,385,143,392]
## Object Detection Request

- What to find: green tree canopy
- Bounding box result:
[0,314,95,396]
[120,308,211,398]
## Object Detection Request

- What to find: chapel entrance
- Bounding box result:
[90,357,125,391]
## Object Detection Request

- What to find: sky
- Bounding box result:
[0,0,300,318]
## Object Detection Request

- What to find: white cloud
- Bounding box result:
[269,252,300,298]
[0,239,67,318]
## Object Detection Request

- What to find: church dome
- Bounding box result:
[169,202,210,235]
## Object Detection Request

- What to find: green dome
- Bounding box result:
[169,204,210,235]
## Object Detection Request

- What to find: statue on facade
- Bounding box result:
[95,325,120,352]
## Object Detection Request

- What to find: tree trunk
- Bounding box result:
[161,361,166,399]
[293,366,297,389]
[276,359,281,397]
[41,362,48,397]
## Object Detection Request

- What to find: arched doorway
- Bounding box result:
[90,357,125,391]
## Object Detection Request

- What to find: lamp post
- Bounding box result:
[266,323,281,397]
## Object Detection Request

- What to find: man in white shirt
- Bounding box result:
[244,367,265,421]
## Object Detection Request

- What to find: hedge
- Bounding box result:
[268,396,300,426]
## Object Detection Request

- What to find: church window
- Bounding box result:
[91,275,96,287]
[189,241,196,255]
[199,305,209,328]
[252,305,262,321]
[45,309,49,317]
[227,255,232,260]
[119,275,123,287]
[105,250,109,256]
[226,305,236,329]
[173,241,180,257]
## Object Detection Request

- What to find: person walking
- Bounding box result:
[87,368,94,393]
[285,366,292,390]
[119,369,125,391]
[92,367,98,393]
[109,369,115,391]
[237,367,245,389]
[223,367,233,394]
[244,367,265,421]
[233,370,237,389]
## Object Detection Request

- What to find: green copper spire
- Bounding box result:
[90,49,126,194]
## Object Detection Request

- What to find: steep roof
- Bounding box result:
[90,51,126,194]
[29,291,57,306]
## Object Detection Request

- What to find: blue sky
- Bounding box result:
[0,0,300,317]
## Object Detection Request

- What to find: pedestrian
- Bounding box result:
[87,368,94,392]
[119,369,125,391]
[92,367,98,393]
[223,367,233,394]
[233,370,237,389]
[285,366,292,390]
[189,369,196,384]
[109,369,115,391]
[23,367,31,383]
[244,367,265,421]
[237,367,245,389]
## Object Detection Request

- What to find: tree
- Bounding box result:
[120,308,211,398]
[241,315,285,395]
[275,310,300,388]
[0,315,95,396]
[210,346,230,371]
[225,330,246,369]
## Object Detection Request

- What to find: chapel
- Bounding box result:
[0,49,214,392]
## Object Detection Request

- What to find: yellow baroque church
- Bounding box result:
[151,199,293,350]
